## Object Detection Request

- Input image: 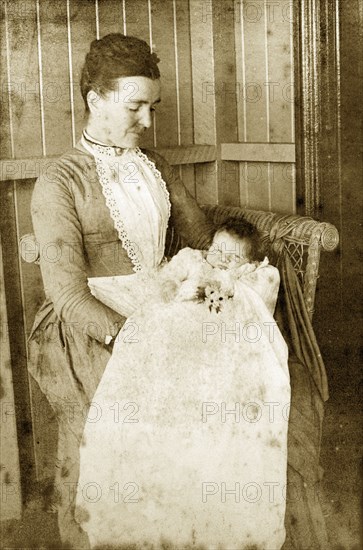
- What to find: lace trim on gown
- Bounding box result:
[94,155,144,270]
[135,148,171,212]
[81,135,171,272]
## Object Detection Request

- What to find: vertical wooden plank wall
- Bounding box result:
[0,0,296,487]
[173,0,196,196]
[189,0,218,204]
[212,0,239,205]
[151,0,179,148]
[97,0,125,36]
[69,1,98,140]
[235,0,295,212]
[0,241,22,520]
[0,0,12,159]
[266,0,295,212]
[39,0,73,155]
[3,0,43,159]
[1,0,295,210]
[0,181,36,499]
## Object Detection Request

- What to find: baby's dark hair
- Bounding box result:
[214,217,265,262]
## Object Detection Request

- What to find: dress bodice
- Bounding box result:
[81,136,171,272]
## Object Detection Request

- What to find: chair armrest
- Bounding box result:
[202,206,339,251]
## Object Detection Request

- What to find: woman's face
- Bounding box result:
[206,230,250,270]
[87,76,161,148]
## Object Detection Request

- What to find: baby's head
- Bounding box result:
[206,217,264,270]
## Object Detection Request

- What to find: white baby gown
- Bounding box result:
[77,248,290,550]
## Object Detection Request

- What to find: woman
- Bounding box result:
[28,33,215,548]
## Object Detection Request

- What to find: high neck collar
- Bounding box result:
[82,129,126,157]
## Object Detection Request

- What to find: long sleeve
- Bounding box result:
[31,166,125,343]
[147,151,216,250]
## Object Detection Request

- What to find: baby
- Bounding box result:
[159,216,278,314]
[205,216,265,269]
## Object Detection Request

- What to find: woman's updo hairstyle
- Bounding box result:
[80,33,160,112]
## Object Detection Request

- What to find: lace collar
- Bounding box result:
[82,129,126,157]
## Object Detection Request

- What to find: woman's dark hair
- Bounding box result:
[80,33,161,112]
[215,217,266,262]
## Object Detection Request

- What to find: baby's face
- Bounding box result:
[206,230,250,270]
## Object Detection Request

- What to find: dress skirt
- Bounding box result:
[76,282,291,549]
[28,299,113,548]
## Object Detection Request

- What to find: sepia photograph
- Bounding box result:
[0,0,361,548]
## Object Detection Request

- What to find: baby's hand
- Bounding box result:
[160,279,179,303]
[174,278,200,302]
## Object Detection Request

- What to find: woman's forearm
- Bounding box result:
[31,172,125,342]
